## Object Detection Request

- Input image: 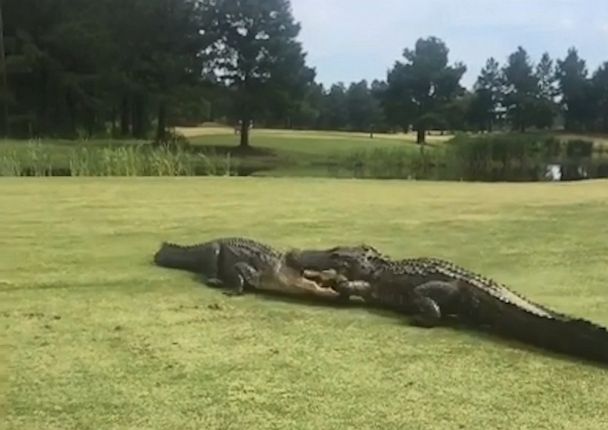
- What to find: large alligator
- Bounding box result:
[153,237,342,300]
[285,244,608,365]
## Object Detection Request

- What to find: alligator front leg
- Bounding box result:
[222,262,260,296]
[409,280,461,328]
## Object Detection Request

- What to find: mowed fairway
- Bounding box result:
[2,178,608,429]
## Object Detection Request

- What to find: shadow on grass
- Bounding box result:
[225,283,608,370]
[157,267,608,370]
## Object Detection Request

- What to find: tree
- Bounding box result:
[469,57,503,132]
[142,0,206,142]
[441,92,473,132]
[2,0,207,139]
[0,0,8,136]
[283,81,324,129]
[321,83,348,130]
[536,52,557,99]
[383,36,466,147]
[555,47,594,132]
[344,80,385,134]
[532,52,558,129]
[369,79,391,133]
[199,0,314,148]
[502,46,539,132]
[592,62,608,132]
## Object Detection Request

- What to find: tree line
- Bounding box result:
[1,0,607,147]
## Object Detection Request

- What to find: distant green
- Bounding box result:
[2,177,608,429]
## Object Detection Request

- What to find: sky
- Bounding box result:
[290,0,608,89]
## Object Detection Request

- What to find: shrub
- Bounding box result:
[0,141,232,177]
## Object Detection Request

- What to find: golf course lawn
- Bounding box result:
[2,177,608,429]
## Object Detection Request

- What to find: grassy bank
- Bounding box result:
[0,128,444,178]
[1,128,607,179]
[2,177,608,429]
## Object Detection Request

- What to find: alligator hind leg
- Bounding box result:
[409,280,461,328]
[410,297,442,327]
[221,262,260,297]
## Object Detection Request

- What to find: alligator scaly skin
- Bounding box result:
[153,237,340,299]
[287,245,608,365]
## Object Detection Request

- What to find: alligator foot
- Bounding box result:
[234,262,262,288]
[410,297,442,328]
[409,280,461,327]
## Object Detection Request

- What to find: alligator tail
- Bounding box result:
[153,242,205,273]
[489,306,608,365]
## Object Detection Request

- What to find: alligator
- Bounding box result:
[153,237,342,300]
[285,244,608,365]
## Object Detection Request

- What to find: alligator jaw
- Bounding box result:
[285,245,385,279]
[284,248,342,272]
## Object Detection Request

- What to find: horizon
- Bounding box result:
[290,0,608,89]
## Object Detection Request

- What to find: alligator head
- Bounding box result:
[284,244,386,281]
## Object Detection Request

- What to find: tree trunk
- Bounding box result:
[120,95,130,136]
[156,101,166,143]
[239,118,250,147]
[416,128,425,144]
[132,94,145,139]
[65,92,76,136]
[110,106,117,137]
[416,128,426,154]
[85,108,94,138]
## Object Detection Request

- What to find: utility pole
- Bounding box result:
[0,0,8,137]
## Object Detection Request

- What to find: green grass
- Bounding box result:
[187,128,432,177]
[2,177,608,429]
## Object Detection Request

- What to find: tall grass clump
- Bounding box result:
[0,141,232,177]
[25,141,54,176]
[148,145,196,176]
[0,140,55,176]
[329,134,606,182]
[0,149,23,176]
[444,134,602,181]
[330,146,443,179]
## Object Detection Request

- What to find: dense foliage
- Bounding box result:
[1,0,607,145]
